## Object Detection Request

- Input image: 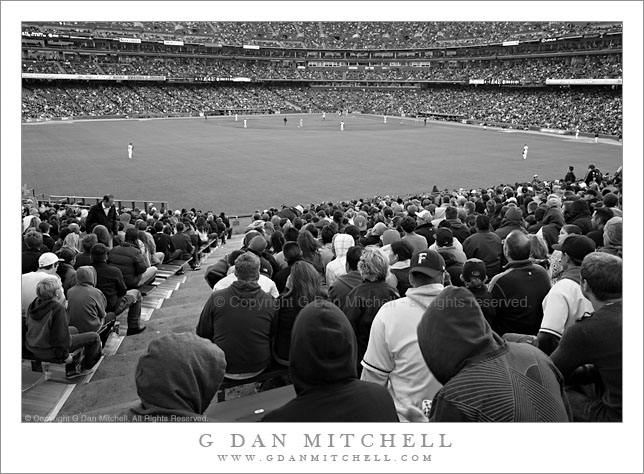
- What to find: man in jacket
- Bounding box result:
[86,194,118,236]
[443,206,470,243]
[196,252,277,380]
[462,214,503,278]
[488,230,551,336]
[91,243,146,336]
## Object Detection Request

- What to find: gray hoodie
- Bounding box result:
[67,266,107,333]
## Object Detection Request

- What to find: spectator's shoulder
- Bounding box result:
[531,263,550,278]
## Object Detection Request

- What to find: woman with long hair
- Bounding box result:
[194,216,212,253]
[271,230,287,270]
[527,234,550,271]
[296,229,325,277]
[92,224,113,249]
[273,260,328,365]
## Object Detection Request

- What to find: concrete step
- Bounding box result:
[56,374,139,417]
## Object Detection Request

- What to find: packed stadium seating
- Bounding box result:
[24,21,623,49]
[21,82,622,135]
[21,20,622,137]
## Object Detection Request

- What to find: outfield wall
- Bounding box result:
[22,111,620,141]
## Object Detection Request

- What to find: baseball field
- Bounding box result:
[21,113,622,214]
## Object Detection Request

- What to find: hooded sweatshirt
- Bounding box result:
[361,284,444,421]
[599,217,622,257]
[262,300,398,422]
[26,297,70,361]
[417,287,570,422]
[389,259,412,297]
[325,234,355,287]
[566,200,592,235]
[128,333,226,422]
[67,266,107,333]
[495,208,528,241]
[196,280,277,375]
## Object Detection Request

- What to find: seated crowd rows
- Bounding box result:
[25,21,622,49]
[21,196,232,377]
[22,163,623,422]
[21,83,622,136]
[22,53,622,83]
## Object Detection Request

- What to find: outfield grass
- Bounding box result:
[21,113,622,215]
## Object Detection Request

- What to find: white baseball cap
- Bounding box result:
[39,252,63,268]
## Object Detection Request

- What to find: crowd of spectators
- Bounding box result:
[22,53,623,83]
[22,60,62,75]
[59,58,104,76]
[20,82,622,135]
[24,21,622,50]
[22,160,623,421]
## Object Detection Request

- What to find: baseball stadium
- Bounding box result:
[7,8,642,474]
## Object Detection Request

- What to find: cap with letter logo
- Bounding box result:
[409,249,445,278]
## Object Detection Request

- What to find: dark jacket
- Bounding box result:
[586,229,604,248]
[171,232,194,260]
[153,232,177,262]
[108,243,147,289]
[445,218,470,244]
[417,287,570,422]
[488,259,551,336]
[462,230,503,278]
[196,280,277,375]
[262,300,398,422]
[566,200,593,235]
[92,261,129,312]
[541,223,562,254]
[273,258,300,295]
[42,234,56,252]
[57,262,77,296]
[465,284,496,327]
[438,251,464,287]
[328,270,363,310]
[550,302,622,422]
[22,249,43,274]
[273,293,326,363]
[390,264,412,297]
[415,223,435,247]
[73,252,93,270]
[25,297,70,361]
[343,280,399,374]
[86,202,118,235]
[495,219,527,241]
